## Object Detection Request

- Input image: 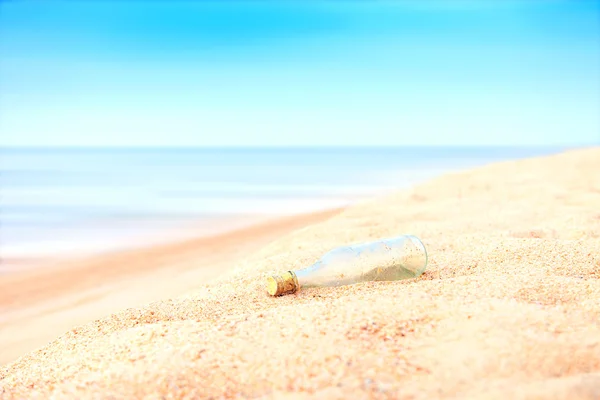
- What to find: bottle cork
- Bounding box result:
[266,271,299,296]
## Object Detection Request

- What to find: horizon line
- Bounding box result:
[0,144,590,150]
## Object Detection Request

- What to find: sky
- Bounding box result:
[0,0,599,147]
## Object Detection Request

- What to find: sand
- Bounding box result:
[0,209,340,366]
[1,147,600,399]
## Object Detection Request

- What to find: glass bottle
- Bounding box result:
[266,235,428,296]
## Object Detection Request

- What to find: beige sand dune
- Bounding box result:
[1,148,600,399]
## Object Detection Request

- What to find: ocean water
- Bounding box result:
[0,146,568,261]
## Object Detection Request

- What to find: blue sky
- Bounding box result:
[0,0,599,147]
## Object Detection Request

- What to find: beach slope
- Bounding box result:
[2,148,600,399]
[0,209,341,366]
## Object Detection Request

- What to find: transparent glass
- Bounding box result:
[294,235,428,289]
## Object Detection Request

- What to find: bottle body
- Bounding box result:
[267,235,427,296]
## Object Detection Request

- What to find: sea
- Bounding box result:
[0,146,571,266]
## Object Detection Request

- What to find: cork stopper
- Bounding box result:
[266,271,299,296]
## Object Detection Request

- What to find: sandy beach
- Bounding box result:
[1,147,600,399]
[0,209,341,366]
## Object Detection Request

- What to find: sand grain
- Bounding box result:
[1,148,599,399]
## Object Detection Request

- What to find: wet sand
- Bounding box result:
[1,147,600,399]
[0,208,341,366]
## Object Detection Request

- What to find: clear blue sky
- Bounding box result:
[0,0,599,147]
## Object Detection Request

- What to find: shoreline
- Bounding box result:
[0,213,302,270]
[0,213,280,274]
[1,146,570,268]
[1,147,599,398]
[0,207,342,365]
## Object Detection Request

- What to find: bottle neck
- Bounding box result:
[294,261,322,288]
